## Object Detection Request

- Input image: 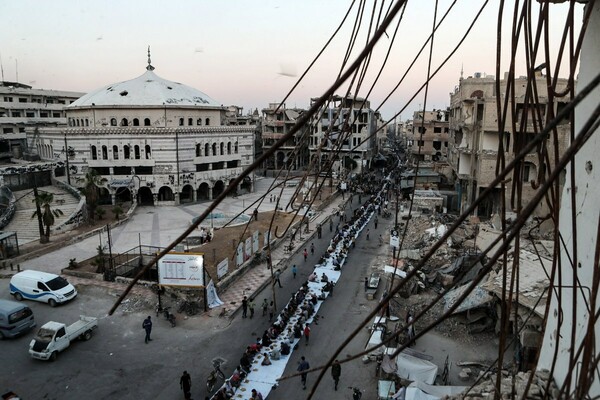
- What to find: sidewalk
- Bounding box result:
[215,194,347,316]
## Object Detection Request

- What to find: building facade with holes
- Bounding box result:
[261,103,309,172]
[308,94,378,177]
[448,71,571,218]
[27,62,255,206]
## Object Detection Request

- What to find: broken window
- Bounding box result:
[133,118,140,126]
[102,145,108,160]
[144,118,151,126]
[179,118,184,126]
[205,118,210,126]
[434,127,442,133]
[145,145,151,159]
[113,145,119,160]
[121,118,128,126]
[110,118,117,126]
[91,145,97,160]
[433,141,442,150]
[134,145,140,159]
[188,118,193,126]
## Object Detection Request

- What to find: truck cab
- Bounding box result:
[29,316,97,361]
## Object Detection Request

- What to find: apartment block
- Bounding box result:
[448,71,570,217]
[261,103,308,171]
[0,81,83,160]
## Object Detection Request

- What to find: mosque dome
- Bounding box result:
[69,59,220,109]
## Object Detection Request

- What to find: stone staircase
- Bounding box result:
[5,185,80,245]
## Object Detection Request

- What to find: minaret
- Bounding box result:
[146,46,155,71]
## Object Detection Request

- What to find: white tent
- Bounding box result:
[394,352,438,384]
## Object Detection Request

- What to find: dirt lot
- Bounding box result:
[186,209,298,280]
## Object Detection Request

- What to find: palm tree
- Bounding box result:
[78,169,107,222]
[31,191,64,242]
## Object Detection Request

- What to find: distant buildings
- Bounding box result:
[0,81,83,161]
[28,57,256,205]
[448,71,570,217]
[409,109,450,162]
[261,103,308,171]
[309,95,378,176]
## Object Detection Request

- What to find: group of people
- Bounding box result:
[217,176,390,398]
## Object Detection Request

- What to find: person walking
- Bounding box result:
[331,360,341,391]
[303,324,311,345]
[310,242,315,255]
[374,216,378,229]
[274,269,282,288]
[303,248,308,262]
[317,224,322,239]
[248,298,256,318]
[366,229,370,240]
[261,299,268,316]
[298,356,310,390]
[268,301,275,322]
[143,316,153,344]
[364,277,369,292]
[329,219,333,232]
[292,264,297,279]
[180,370,192,399]
[241,296,248,318]
[253,208,259,221]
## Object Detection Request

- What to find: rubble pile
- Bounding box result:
[452,369,560,400]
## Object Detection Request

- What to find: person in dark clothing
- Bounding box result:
[143,316,152,343]
[298,356,310,390]
[180,370,192,399]
[241,296,248,318]
[331,360,341,390]
[240,353,251,373]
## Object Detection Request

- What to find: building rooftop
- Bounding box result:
[69,69,220,109]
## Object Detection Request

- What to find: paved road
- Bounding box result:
[0,191,389,399]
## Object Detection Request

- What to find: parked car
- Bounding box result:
[29,316,98,361]
[0,299,36,339]
[10,270,77,307]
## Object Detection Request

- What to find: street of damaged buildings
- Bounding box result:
[363,182,556,399]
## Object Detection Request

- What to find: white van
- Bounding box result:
[10,270,77,307]
[0,299,36,339]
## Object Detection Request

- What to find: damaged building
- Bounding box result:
[261,103,309,171]
[448,71,571,218]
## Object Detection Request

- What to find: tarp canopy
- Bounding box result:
[443,284,494,314]
[394,352,438,384]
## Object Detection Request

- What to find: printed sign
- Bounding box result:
[217,258,229,279]
[158,252,204,287]
[245,237,252,260]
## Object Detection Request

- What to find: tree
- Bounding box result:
[112,205,123,221]
[78,169,107,222]
[31,191,64,242]
[95,207,106,220]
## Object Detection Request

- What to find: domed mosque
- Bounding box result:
[30,48,256,205]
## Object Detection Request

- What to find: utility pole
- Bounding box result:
[64,133,71,185]
[32,178,46,243]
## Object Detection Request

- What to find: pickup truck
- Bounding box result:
[29,316,98,361]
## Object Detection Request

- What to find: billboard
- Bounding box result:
[158,252,205,287]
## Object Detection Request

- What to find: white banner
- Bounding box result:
[252,231,260,253]
[158,252,204,287]
[206,279,224,309]
[236,243,244,266]
[217,258,229,279]
[245,237,252,260]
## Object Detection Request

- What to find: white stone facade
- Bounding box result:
[28,66,255,205]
